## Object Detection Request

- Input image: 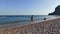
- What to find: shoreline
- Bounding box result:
[0,17,60,34]
[0,17,59,30]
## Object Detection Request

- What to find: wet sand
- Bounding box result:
[0,17,60,34]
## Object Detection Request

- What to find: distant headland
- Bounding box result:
[49,5,60,15]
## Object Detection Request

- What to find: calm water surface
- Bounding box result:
[0,15,58,24]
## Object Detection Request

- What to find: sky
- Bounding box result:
[0,0,60,15]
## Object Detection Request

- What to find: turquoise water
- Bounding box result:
[0,15,58,24]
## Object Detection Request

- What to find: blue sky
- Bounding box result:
[0,0,60,15]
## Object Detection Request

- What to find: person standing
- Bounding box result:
[31,15,34,22]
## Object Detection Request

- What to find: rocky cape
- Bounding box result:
[49,5,60,15]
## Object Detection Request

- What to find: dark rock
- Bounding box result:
[49,5,60,15]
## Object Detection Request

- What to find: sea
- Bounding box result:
[0,15,59,25]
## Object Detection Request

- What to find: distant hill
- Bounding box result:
[49,5,60,15]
